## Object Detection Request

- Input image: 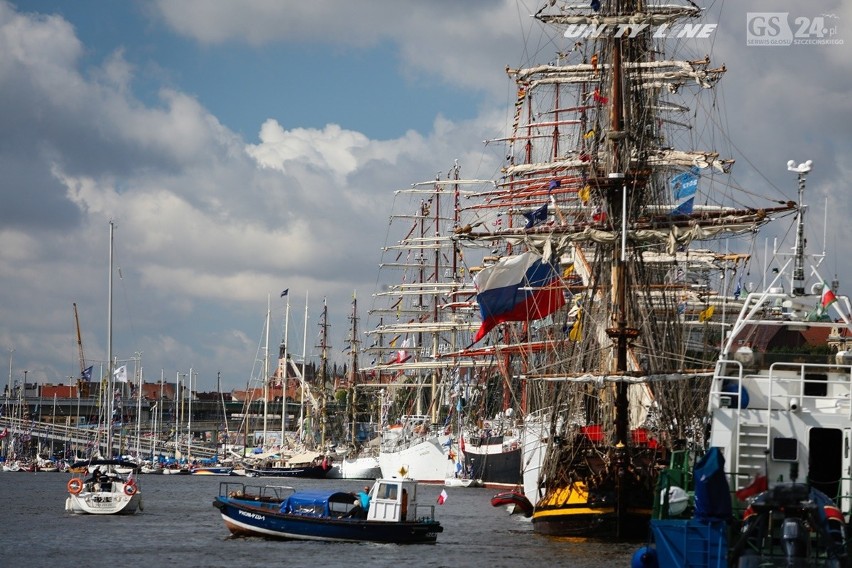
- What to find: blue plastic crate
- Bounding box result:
[650,519,727,568]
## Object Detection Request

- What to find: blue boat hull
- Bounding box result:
[213,497,442,543]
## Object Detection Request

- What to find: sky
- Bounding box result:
[1,0,850,393]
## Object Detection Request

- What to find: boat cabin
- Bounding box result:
[708,290,852,518]
[367,478,418,522]
[271,478,422,523]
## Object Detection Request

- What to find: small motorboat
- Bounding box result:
[213,476,443,543]
[444,476,483,488]
[490,490,533,517]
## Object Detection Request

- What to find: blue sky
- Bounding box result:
[1,0,850,393]
[20,0,482,140]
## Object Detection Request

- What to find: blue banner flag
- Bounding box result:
[670,170,699,215]
[81,365,93,382]
[522,203,548,229]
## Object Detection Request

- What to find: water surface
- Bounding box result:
[0,472,639,567]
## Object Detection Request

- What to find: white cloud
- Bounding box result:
[0,0,506,388]
[2,0,850,392]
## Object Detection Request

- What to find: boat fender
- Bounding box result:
[67,478,84,494]
[124,482,138,496]
[630,546,658,568]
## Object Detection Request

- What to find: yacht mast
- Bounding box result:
[106,220,115,457]
[317,298,330,450]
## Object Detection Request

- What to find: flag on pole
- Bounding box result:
[437,489,448,505]
[568,310,583,342]
[81,365,93,382]
[113,365,128,383]
[670,170,699,215]
[280,289,289,297]
[473,252,566,343]
[698,305,715,323]
[522,203,548,229]
[821,282,838,314]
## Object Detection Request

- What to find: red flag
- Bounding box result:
[735,474,767,501]
[821,282,838,312]
[437,489,448,505]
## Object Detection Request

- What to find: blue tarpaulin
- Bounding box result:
[693,447,731,522]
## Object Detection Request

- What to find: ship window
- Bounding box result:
[377,483,398,500]
[803,373,827,397]
[772,437,798,462]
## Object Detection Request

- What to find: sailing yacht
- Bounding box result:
[453,1,796,538]
[66,222,143,515]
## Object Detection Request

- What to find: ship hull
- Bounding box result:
[326,454,381,480]
[532,480,653,539]
[464,435,522,488]
[379,435,453,483]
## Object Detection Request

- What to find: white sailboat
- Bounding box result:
[66,221,143,515]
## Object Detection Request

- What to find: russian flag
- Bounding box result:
[473,252,566,343]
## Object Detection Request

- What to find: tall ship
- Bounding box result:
[452,0,796,538]
[363,165,500,483]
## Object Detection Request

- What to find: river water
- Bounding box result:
[0,472,640,568]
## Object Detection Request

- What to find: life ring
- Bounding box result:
[67,478,83,494]
[123,482,138,496]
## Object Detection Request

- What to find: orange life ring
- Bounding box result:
[67,478,83,494]
[123,482,137,496]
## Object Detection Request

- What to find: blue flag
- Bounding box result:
[523,203,548,229]
[670,170,699,215]
[81,365,93,382]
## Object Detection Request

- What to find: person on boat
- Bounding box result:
[348,486,371,519]
[357,486,371,511]
[98,469,112,491]
[86,466,100,483]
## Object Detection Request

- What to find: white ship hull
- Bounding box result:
[379,434,453,483]
[65,483,142,515]
[326,454,382,480]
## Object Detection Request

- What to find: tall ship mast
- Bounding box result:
[453,0,796,538]
[363,164,497,482]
